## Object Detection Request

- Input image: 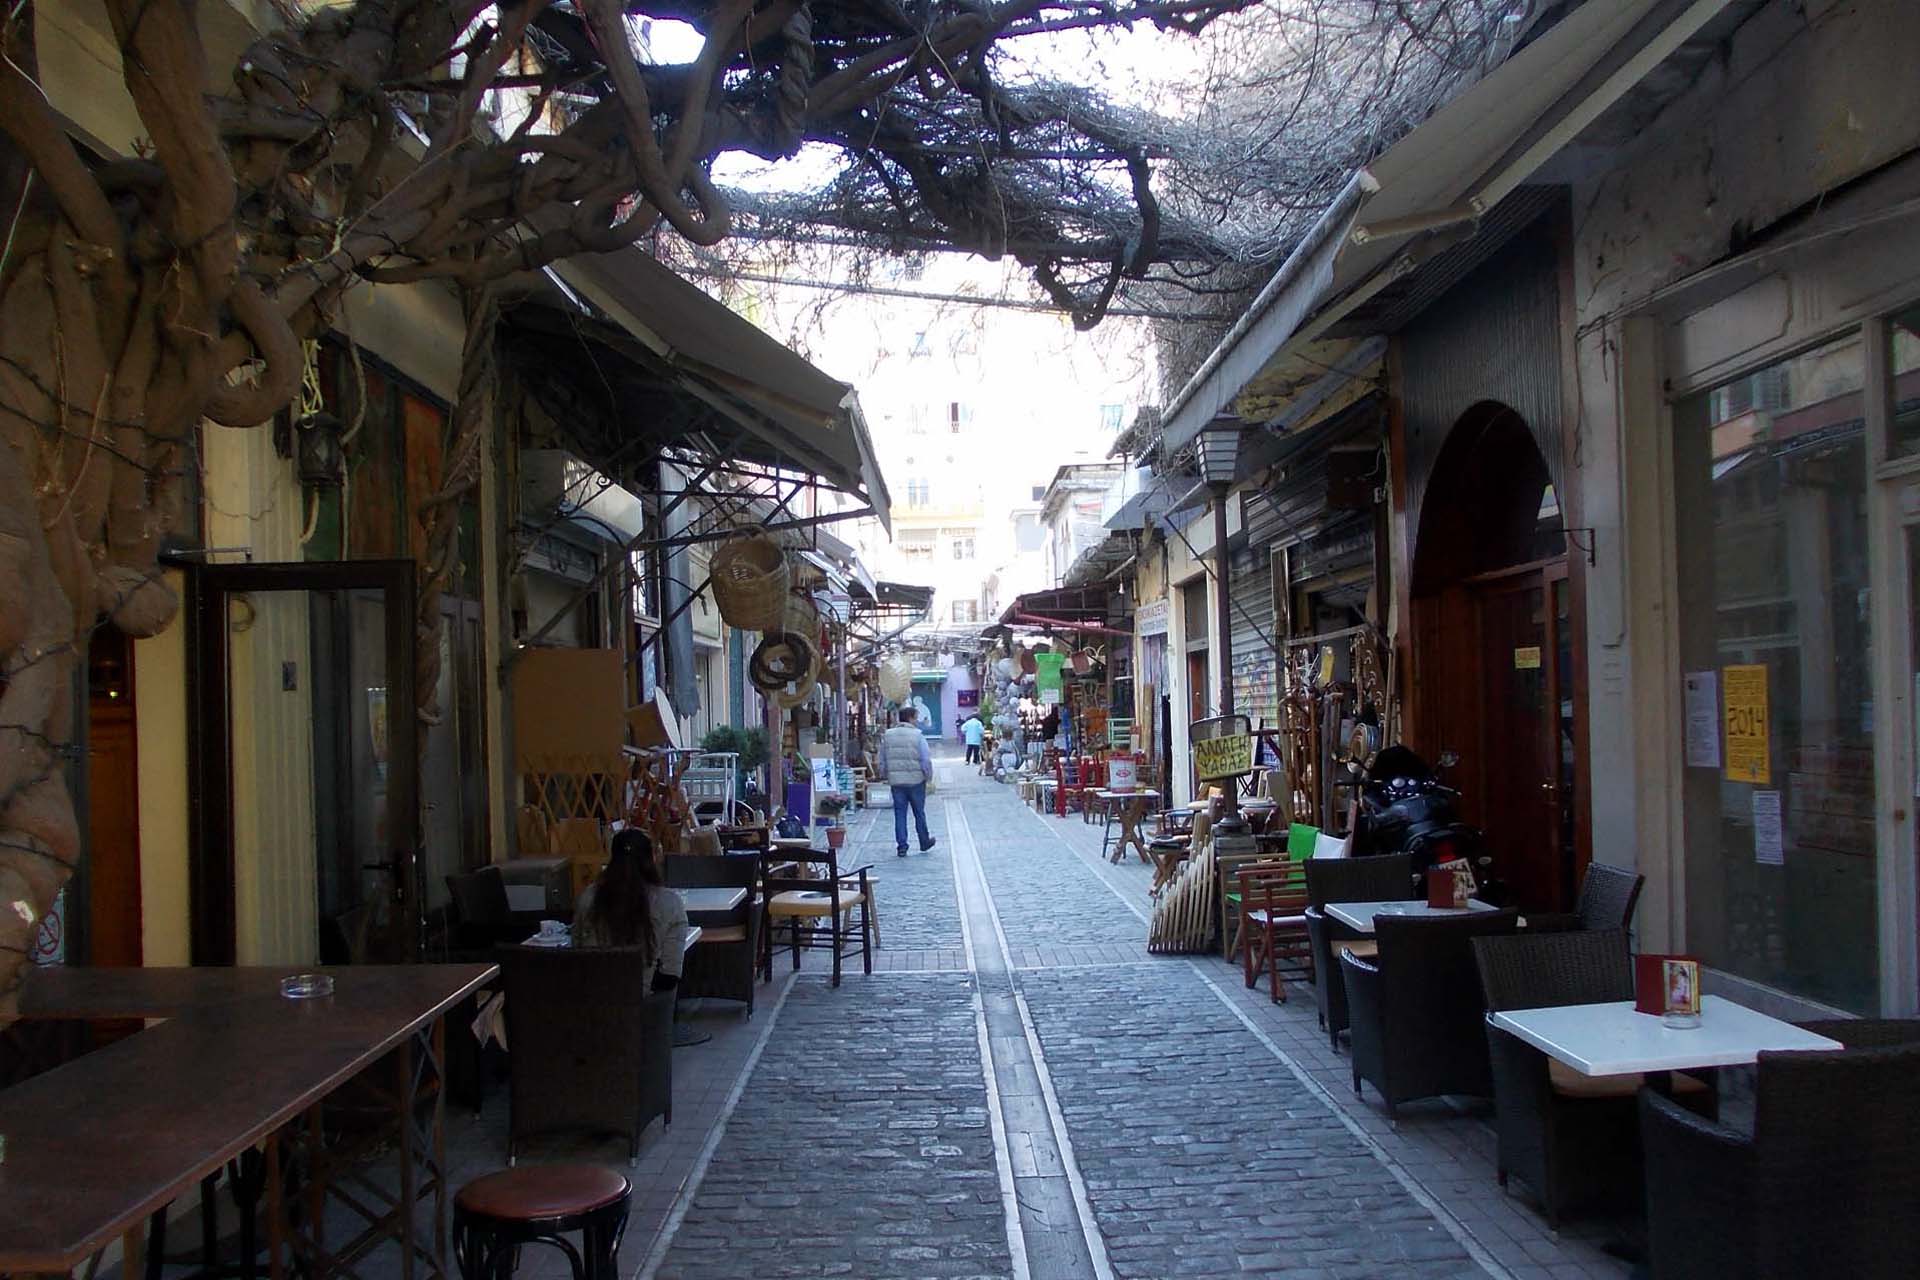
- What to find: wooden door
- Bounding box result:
[85,630,142,967]
[1468,564,1575,910]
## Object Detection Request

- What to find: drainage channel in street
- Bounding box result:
[949,797,1114,1280]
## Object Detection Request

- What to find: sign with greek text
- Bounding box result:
[1194,733,1254,781]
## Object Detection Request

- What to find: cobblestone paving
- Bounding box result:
[655,974,1009,1280]
[642,768,1599,1280]
[956,778,1149,950]
[841,789,963,951]
[1019,964,1480,1279]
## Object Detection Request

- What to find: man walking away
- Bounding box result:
[881,707,937,857]
[962,712,985,765]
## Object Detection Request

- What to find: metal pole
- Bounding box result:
[1212,487,1246,835]
[836,626,849,764]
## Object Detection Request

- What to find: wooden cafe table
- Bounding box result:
[2,963,494,1279]
[1095,789,1161,864]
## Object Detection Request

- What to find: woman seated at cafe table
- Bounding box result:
[573,828,690,992]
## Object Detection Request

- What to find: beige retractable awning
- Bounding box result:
[552,249,892,532]
[1161,0,1734,453]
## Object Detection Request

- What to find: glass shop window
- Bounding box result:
[1671,329,1877,1012]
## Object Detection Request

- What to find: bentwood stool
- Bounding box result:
[453,1164,631,1279]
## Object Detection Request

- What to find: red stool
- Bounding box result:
[453,1164,631,1279]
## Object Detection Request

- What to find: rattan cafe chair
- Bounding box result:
[1303,853,1414,1051]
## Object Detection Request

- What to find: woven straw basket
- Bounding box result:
[710,530,789,631]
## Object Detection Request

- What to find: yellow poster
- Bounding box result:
[1194,733,1254,781]
[1513,646,1542,670]
[1723,664,1770,784]
[1317,648,1335,685]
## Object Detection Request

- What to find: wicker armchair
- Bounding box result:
[1525,862,1644,934]
[499,945,674,1165]
[1303,854,1415,1051]
[664,854,761,1017]
[1641,1033,1920,1279]
[1471,929,1664,1228]
[1339,910,1519,1121]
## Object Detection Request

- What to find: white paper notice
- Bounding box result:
[1753,790,1784,865]
[1684,671,1720,768]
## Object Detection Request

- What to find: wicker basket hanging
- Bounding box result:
[710,529,790,632]
[877,653,912,702]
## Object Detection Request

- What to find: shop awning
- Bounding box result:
[996,586,1125,633]
[549,249,892,531]
[1160,0,1738,454]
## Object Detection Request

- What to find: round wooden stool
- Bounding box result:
[453,1164,631,1280]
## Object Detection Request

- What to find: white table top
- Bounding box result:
[679,887,749,913]
[520,924,705,951]
[1094,789,1160,800]
[1324,899,1497,933]
[1489,996,1844,1076]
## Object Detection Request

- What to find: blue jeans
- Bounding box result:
[893,781,930,851]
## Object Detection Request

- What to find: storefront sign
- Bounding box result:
[1723,664,1770,784]
[1136,599,1170,637]
[1194,733,1254,781]
[1034,651,1067,699]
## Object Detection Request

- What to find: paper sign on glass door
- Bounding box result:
[1723,664,1770,785]
[1684,671,1719,768]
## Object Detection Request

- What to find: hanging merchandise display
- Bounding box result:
[1034,651,1067,705]
[709,529,791,631]
[878,653,913,703]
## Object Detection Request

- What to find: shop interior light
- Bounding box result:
[1197,416,1244,486]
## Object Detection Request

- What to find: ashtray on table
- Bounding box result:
[280,973,335,999]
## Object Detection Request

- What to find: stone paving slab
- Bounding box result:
[654,973,1010,1280]
[1017,963,1482,1279]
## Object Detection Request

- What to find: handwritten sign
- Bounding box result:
[1194,733,1254,781]
[1513,646,1542,670]
[1723,664,1770,784]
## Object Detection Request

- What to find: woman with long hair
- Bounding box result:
[573,828,689,991]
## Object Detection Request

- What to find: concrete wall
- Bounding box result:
[1567,0,1920,959]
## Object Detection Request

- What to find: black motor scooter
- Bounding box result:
[1349,745,1505,904]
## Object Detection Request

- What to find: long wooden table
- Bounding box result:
[2,963,494,1278]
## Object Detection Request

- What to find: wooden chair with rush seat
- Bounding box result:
[757,848,873,987]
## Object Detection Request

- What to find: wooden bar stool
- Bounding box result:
[453,1164,631,1280]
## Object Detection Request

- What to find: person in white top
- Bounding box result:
[573,828,689,992]
[880,707,937,858]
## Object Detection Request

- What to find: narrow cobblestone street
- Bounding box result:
[462,749,1635,1280]
[545,752,1635,1280]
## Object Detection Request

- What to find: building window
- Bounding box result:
[948,401,970,433]
[952,535,975,560]
[951,600,980,624]
[1031,485,1046,501]
[1099,403,1125,431]
[906,478,931,507]
[1672,327,1876,1013]
[910,331,931,359]
[1013,512,1044,552]
[899,530,935,561]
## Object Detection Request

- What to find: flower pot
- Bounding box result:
[826,826,847,850]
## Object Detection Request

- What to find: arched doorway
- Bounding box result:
[1408,401,1579,911]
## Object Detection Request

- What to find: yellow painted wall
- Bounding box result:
[134,571,190,966]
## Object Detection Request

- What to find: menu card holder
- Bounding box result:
[1426,860,1472,908]
[1635,953,1702,1025]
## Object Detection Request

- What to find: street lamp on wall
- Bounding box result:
[1196,416,1244,488]
[1197,415,1248,835]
